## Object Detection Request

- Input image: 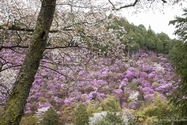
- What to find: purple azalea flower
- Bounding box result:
[129,102,136,109]
[81,94,92,100]
[96,92,105,99]
[35,92,43,98]
[125,70,135,79]
[25,110,32,114]
[122,102,126,107]
[112,89,123,94]
[79,71,85,75]
[139,72,147,78]
[142,87,154,94]
[64,97,75,105]
[148,72,155,79]
[59,75,65,80]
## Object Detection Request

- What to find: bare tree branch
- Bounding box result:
[108,0,167,10]
[110,0,139,10]
[0,45,79,50]
[0,65,22,72]
[0,25,59,33]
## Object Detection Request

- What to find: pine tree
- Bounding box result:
[74,104,89,125]
[157,39,164,53]
[167,8,187,121]
[42,107,59,125]
[169,8,187,42]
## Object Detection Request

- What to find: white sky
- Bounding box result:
[119,3,185,39]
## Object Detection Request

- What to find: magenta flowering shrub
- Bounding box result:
[148,72,155,79]
[139,71,148,78]
[0,46,180,119]
[35,92,44,98]
[155,83,172,92]
[142,87,154,94]
[64,97,75,105]
[125,70,135,79]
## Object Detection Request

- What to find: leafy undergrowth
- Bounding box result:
[0,49,182,125]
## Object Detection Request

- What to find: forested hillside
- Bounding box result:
[94,14,179,56]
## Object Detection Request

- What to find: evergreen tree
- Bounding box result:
[167,8,187,120]
[42,107,59,125]
[157,39,164,53]
[146,38,155,50]
[164,43,170,53]
[74,104,89,125]
[127,29,138,44]
[169,8,187,42]
[136,33,145,46]
[169,39,178,50]
[129,42,140,52]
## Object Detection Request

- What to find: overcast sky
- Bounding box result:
[119,3,186,39]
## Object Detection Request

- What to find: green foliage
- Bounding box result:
[169,9,187,41]
[59,105,75,125]
[38,97,47,104]
[129,42,140,52]
[157,32,170,42]
[87,100,103,117]
[102,112,125,125]
[135,92,172,124]
[92,119,111,125]
[136,33,145,46]
[127,29,138,44]
[86,13,175,55]
[101,95,121,112]
[168,9,187,119]
[92,112,126,125]
[42,107,59,125]
[146,26,156,39]
[74,104,89,125]
[138,24,146,31]
[146,38,155,50]
[19,115,39,125]
[157,39,164,53]
[167,41,187,121]
[93,111,137,125]
[0,107,4,119]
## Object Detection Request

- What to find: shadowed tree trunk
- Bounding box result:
[0,0,56,124]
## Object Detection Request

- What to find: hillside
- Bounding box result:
[0,46,180,124]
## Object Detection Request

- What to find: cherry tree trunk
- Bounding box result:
[0,0,56,124]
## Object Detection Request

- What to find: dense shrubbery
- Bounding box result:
[92,112,125,125]
[134,92,174,124]
[41,107,59,125]
[58,105,75,124]
[19,115,39,125]
[74,104,89,125]
[101,95,121,112]
[87,100,103,117]
[0,41,180,125]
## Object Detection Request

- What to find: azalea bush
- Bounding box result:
[0,41,179,125]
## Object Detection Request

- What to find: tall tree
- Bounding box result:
[146,38,155,50]
[168,8,187,119]
[157,39,164,53]
[0,0,56,124]
[169,8,187,42]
